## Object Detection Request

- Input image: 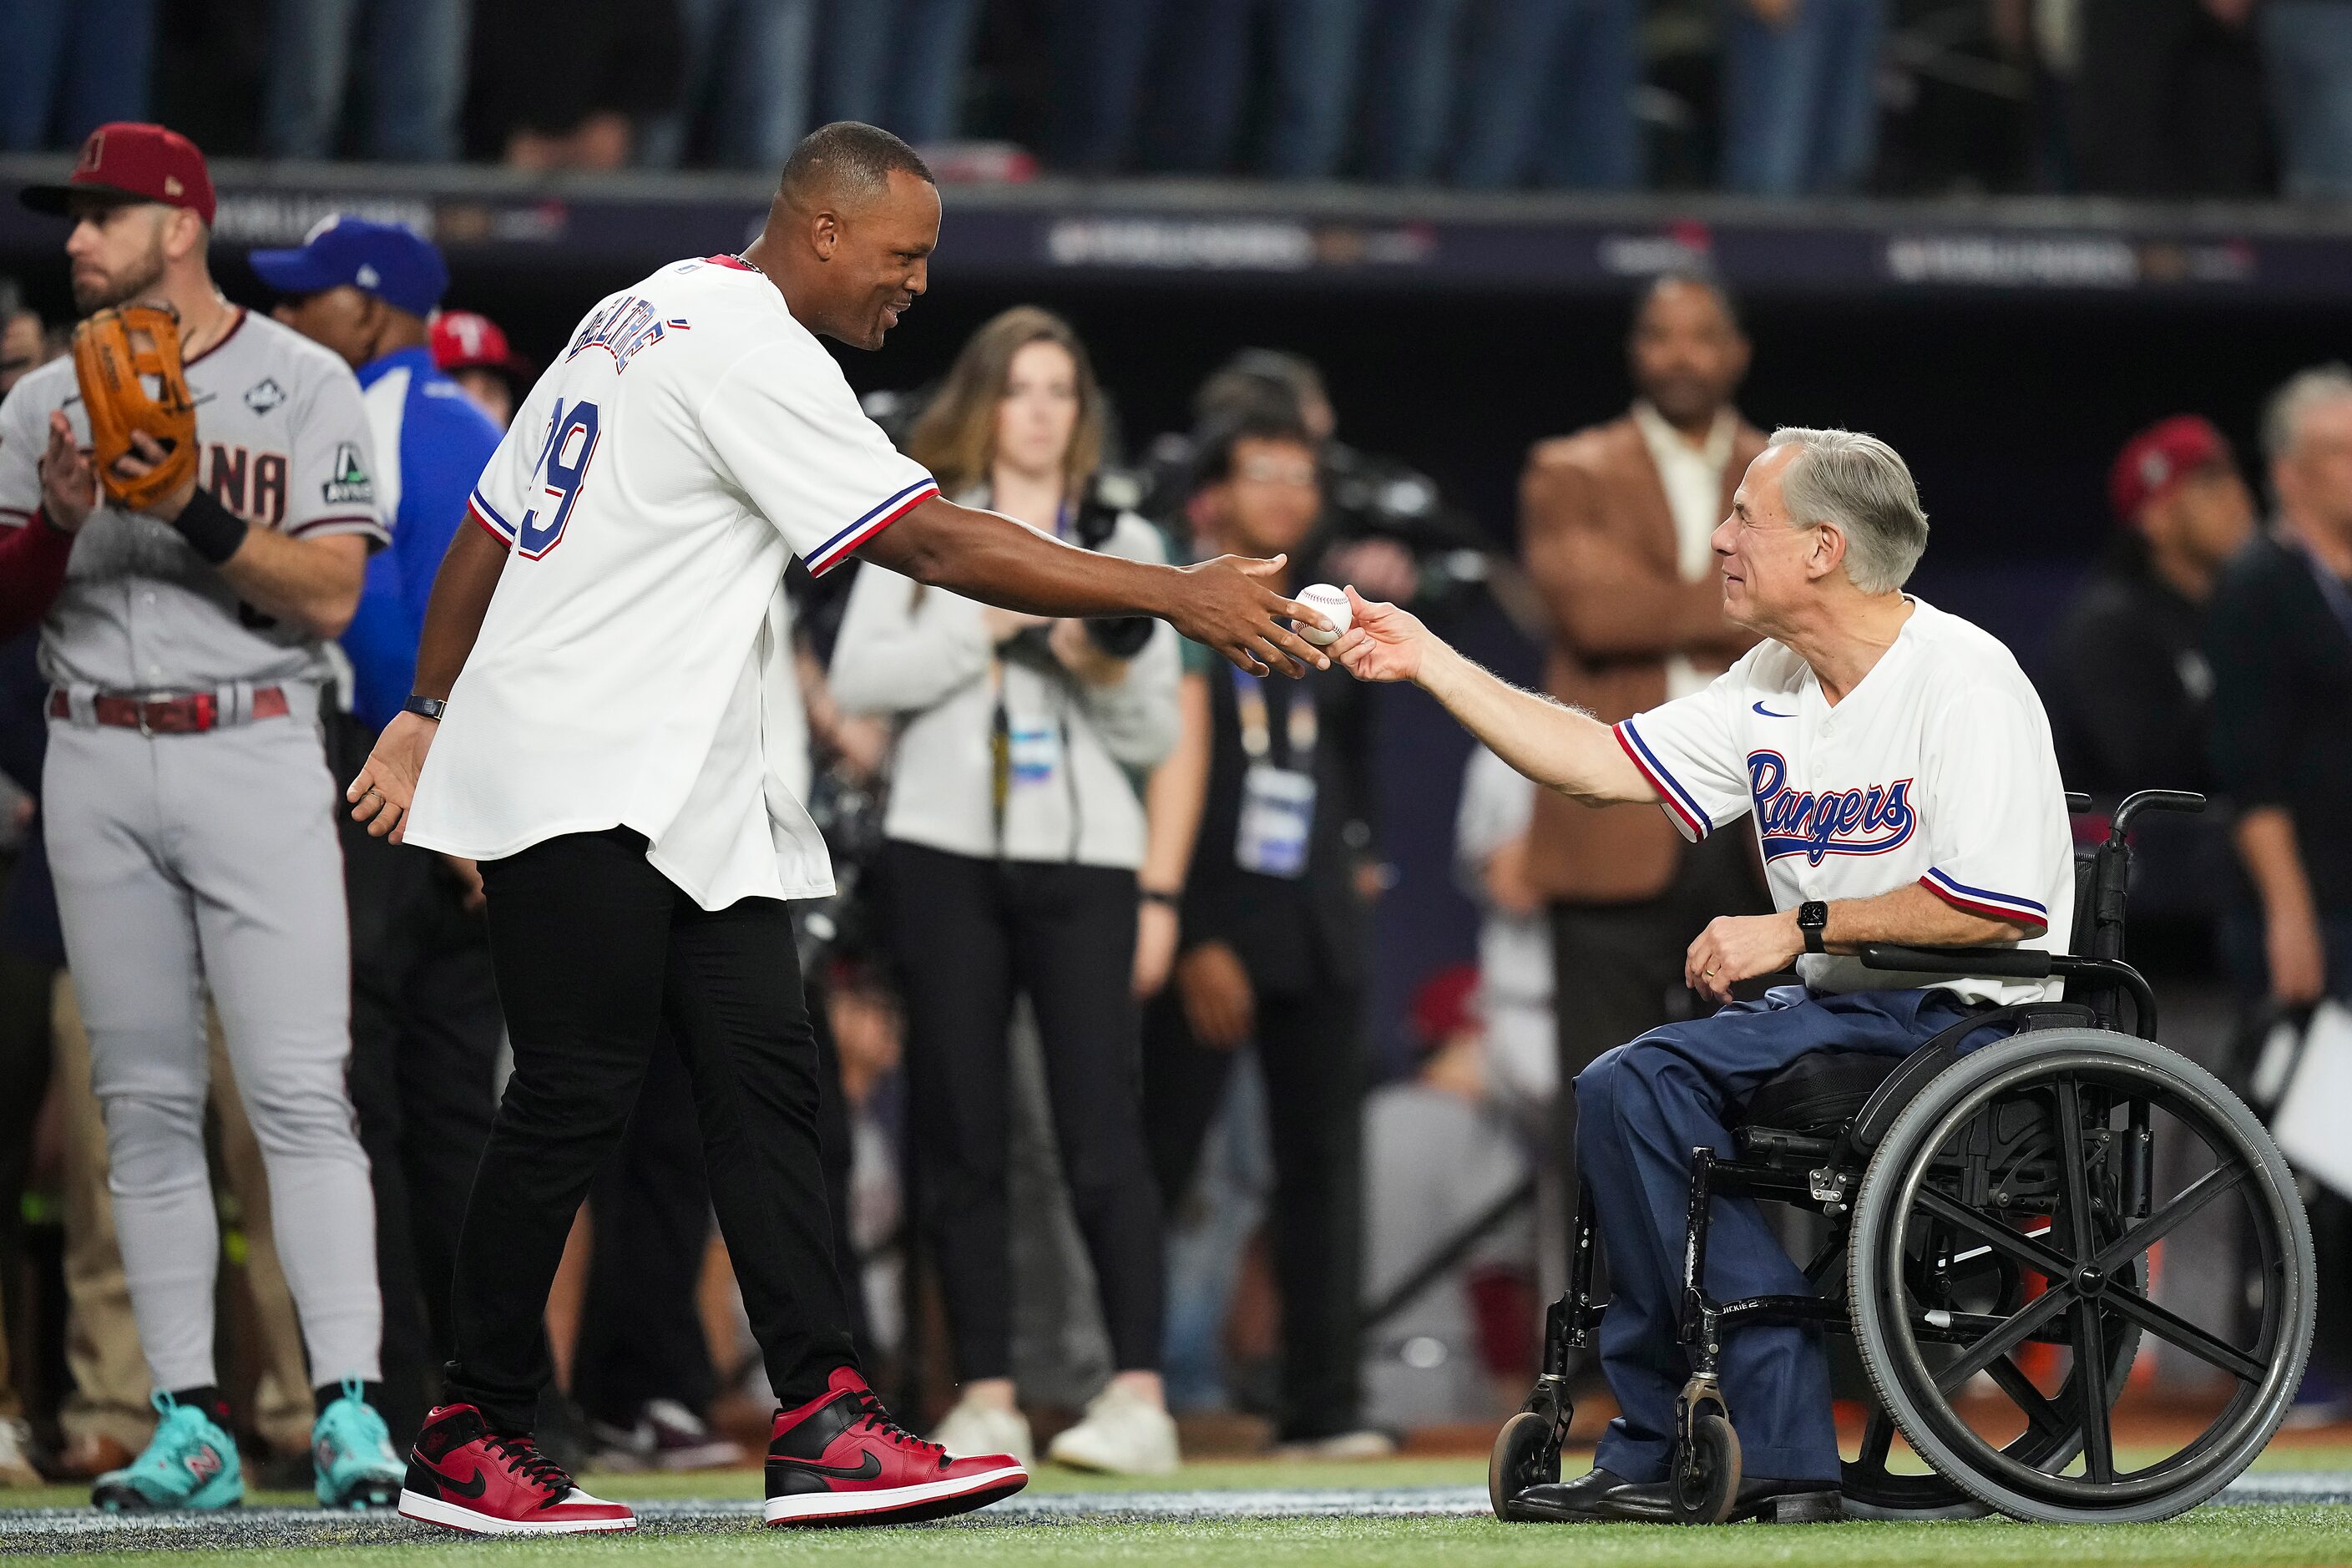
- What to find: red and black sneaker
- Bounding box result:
[397,1404,637,1536]
[764,1368,1027,1526]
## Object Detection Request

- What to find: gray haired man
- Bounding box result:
[1335,429,2074,1522]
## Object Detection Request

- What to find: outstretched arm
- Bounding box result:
[1333,587,1653,807]
[860,496,1330,679]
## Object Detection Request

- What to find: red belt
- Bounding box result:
[48,685,290,734]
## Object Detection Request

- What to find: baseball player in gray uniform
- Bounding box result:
[0,124,404,1510]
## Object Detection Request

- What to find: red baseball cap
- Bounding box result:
[2110,415,2232,522]
[430,309,529,379]
[19,123,215,227]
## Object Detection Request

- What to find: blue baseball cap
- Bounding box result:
[250,215,448,318]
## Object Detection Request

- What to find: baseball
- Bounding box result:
[1293,583,1352,646]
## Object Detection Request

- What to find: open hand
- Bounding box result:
[1176,940,1256,1049]
[347,710,438,842]
[1331,587,1430,683]
[37,412,97,534]
[1684,911,1803,1005]
[1168,554,1329,678]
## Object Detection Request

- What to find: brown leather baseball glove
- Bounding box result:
[70,303,197,513]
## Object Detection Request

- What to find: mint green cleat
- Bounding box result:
[93,1392,242,1511]
[313,1378,404,1510]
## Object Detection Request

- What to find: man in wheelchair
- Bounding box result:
[1333,427,2077,1522]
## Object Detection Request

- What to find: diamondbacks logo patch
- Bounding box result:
[321,442,373,505]
[244,377,286,415]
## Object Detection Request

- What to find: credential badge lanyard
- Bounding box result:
[1232,668,1317,878]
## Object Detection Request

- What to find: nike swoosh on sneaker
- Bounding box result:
[1752,701,1796,718]
[427,1463,489,1499]
[768,1451,883,1482]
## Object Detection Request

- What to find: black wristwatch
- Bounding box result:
[402,694,448,721]
[1797,900,1829,955]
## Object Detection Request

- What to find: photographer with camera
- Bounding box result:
[828,306,1181,1475]
[1143,349,1495,624]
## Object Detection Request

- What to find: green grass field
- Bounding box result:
[18,1508,2352,1568]
[6,1451,2351,1567]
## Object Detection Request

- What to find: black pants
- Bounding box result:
[1548,830,1768,1207]
[569,965,873,1428]
[882,841,1164,1382]
[445,828,856,1433]
[1144,974,1365,1442]
[336,716,504,1446]
[570,1034,715,1428]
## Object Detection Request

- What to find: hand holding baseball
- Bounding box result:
[1331,587,1429,683]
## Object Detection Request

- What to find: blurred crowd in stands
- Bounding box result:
[0,96,2349,1496]
[10,1,2352,198]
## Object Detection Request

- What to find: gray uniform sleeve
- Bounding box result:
[284,354,387,545]
[0,377,45,527]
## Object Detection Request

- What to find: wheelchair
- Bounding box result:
[1490,790,2317,1525]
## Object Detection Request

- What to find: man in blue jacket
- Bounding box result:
[259,217,504,1443]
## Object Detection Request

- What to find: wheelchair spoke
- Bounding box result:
[2092,1160,2248,1276]
[1916,1188,2073,1281]
[2104,1282,2269,1383]
[2072,1301,2117,1483]
[1933,1286,2071,1396]
[1859,1409,1895,1469]
[2054,1076,2101,1265]
[1984,1354,2067,1441]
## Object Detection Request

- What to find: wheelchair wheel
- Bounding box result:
[1849,1030,2314,1524]
[1667,1410,1741,1525]
[1488,1409,1562,1519]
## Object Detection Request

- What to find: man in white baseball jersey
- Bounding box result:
[345,123,1328,1537]
[1335,427,2072,1523]
[0,124,404,1510]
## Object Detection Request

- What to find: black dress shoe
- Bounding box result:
[1507,1468,1673,1523]
[1611,1474,1844,1524]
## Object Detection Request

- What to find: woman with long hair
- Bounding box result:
[828,306,1182,1474]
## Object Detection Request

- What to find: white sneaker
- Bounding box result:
[1272,1429,1397,1462]
[928,1394,1034,1468]
[1045,1384,1181,1476]
[0,1416,38,1488]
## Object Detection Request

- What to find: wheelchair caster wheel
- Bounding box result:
[1668,1410,1741,1525]
[1488,1409,1563,1520]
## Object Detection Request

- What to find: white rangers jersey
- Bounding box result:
[1613,597,2074,1004]
[402,255,938,908]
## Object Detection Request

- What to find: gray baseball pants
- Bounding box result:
[43,682,381,1393]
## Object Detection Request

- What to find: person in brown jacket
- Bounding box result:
[1518,268,1769,1181]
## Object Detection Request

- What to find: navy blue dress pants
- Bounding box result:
[1575,986,1996,1484]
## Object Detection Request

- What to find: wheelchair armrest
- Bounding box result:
[1858,943,2054,979]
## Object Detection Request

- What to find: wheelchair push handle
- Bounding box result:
[2106,789,2205,845]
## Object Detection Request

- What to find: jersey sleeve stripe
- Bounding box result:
[1920,868,2050,928]
[1613,719,1711,842]
[0,507,32,529]
[468,491,518,541]
[805,478,940,576]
